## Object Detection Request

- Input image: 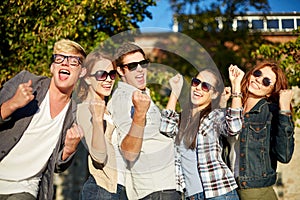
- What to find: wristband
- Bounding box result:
[279,110,291,115]
[231,92,242,98]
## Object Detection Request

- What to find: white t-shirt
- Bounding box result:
[0,91,69,197]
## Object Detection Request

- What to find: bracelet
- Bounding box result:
[279,110,291,115]
[231,92,243,98]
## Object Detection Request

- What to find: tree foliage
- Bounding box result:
[0,0,156,87]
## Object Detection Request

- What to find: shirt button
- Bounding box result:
[262,173,267,177]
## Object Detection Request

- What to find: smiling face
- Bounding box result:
[50,52,86,95]
[190,70,218,111]
[248,66,276,98]
[117,52,147,90]
[85,59,115,99]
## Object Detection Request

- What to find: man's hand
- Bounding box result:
[132,90,151,121]
[1,80,34,120]
[62,123,84,160]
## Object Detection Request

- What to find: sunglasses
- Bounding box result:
[121,59,150,71]
[53,54,82,67]
[191,78,213,92]
[252,70,273,87]
[90,70,117,81]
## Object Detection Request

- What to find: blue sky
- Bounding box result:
[138,0,300,31]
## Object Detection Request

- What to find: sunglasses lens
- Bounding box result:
[191,78,201,87]
[201,82,211,92]
[109,70,117,80]
[94,71,107,81]
[262,78,271,87]
[127,63,139,71]
[253,70,262,77]
[140,60,149,68]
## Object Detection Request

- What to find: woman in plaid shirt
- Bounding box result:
[160,65,244,200]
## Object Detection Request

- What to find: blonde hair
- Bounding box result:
[53,39,86,60]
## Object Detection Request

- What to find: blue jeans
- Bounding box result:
[186,192,205,200]
[207,190,239,200]
[186,190,239,200]
[139,189,182,200]
[80,175,128,200]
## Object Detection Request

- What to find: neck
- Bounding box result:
[244,96,262,113]
[49,82,71,103]
[85,89,105,101]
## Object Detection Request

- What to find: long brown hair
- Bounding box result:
[175,68,224,149]
[241,62,289,105]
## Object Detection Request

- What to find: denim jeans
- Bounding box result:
[186,192,205,200]
[186,190,239,200]
[80,175,128,200]
[207,190,239,200]
[139,189,182,200]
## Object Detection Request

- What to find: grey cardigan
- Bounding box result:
[0,70,77,200]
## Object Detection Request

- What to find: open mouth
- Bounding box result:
[59,69,70,80]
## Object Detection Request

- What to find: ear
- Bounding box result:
[211,91,219,100]
[79,67,87,78]
[117,66,124,77]
[50,64,54,74]
[84,76,92,85]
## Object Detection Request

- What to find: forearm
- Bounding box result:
[120,112,146,161]
[230,85,242,109]
[166,92,178,110]
[0,100,18,120]
[90,118,107,163]
[273,114,295,163]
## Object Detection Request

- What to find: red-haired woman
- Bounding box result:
[228,62,295,200]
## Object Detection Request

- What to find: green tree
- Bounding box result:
[0,0,156,87]
[168,0,270,86]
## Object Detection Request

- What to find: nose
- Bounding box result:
[61,57,69,66]
[136,64,143,71]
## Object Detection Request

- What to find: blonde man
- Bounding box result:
[0,39,86,200]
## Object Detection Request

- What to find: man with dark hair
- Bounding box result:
[108,42,180,200]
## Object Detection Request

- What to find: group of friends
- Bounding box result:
[0,38,295,200]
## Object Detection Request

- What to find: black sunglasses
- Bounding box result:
[191,78,213,92]
[121,59,150,71]
[90,70,117,81]
[252,70,273,87]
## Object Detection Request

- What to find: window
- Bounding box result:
[237,20,249,30]
[282,19,294,29]
[267,19,279,29]
[252,20,263,29]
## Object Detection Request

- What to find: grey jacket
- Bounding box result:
[0,70,77,200]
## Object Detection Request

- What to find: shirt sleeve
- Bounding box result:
[215,107,243,136]
[160,109,180,138]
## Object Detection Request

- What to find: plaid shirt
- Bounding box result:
[160,108,243,198]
